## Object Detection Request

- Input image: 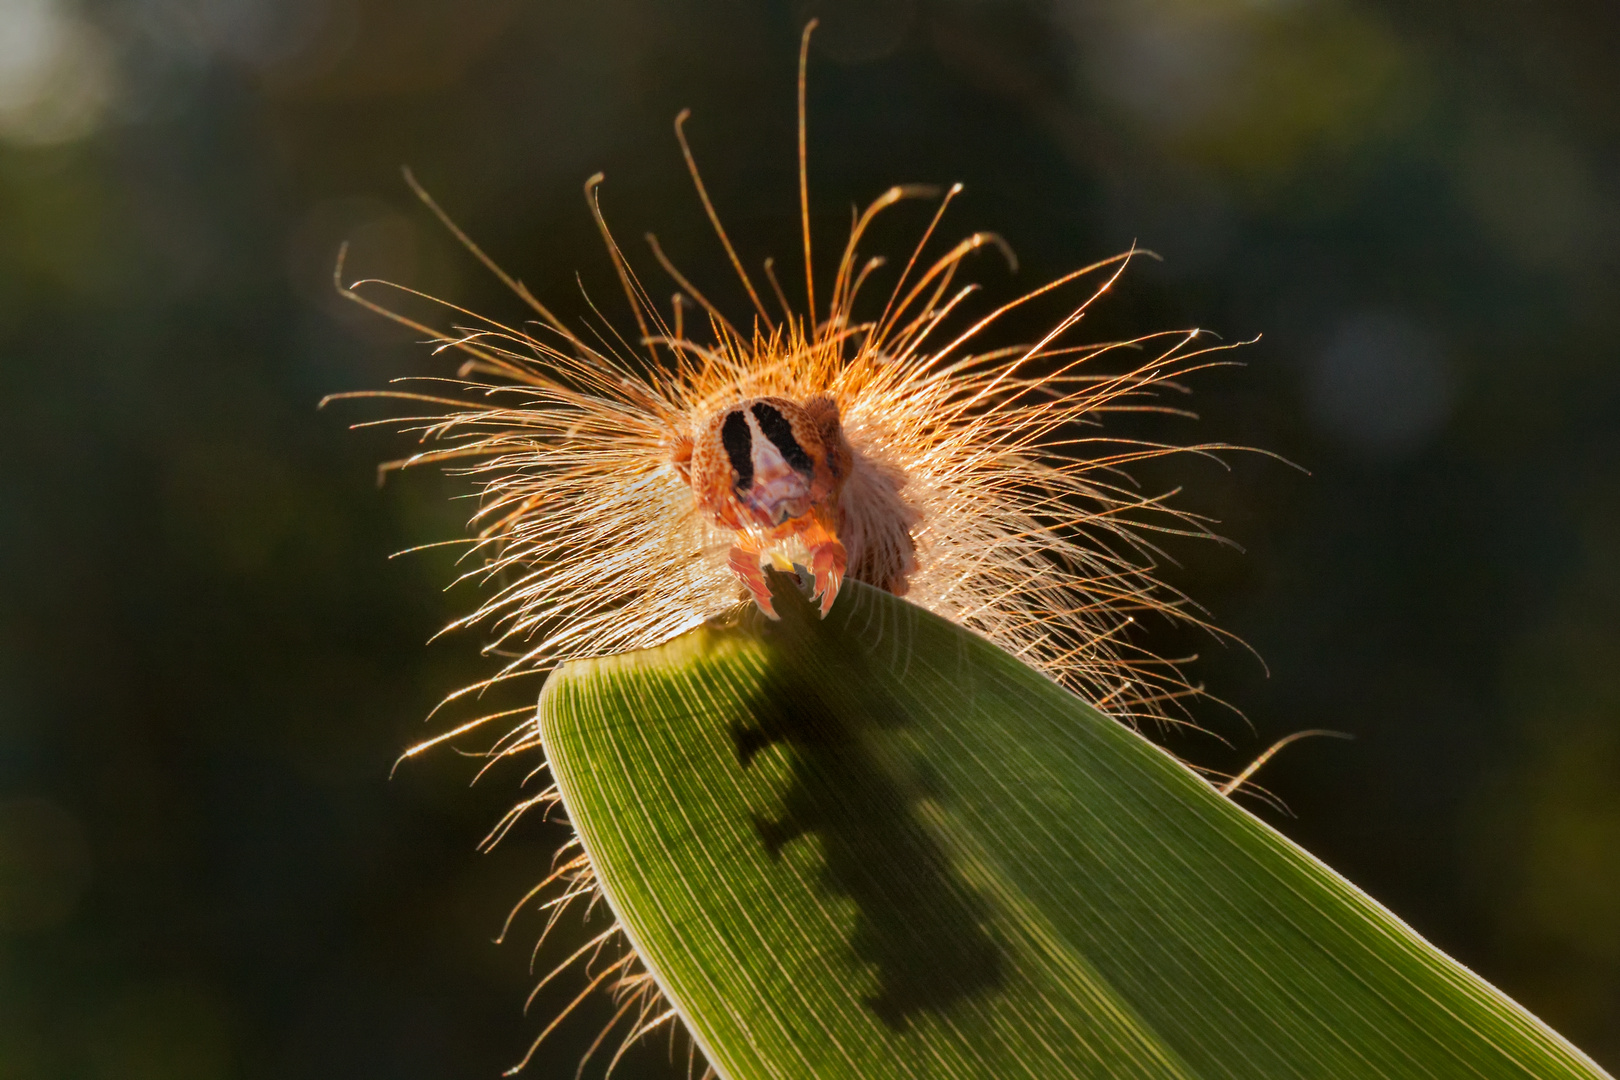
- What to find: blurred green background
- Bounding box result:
[2,0,1617,1076]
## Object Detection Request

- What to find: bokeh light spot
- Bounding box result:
[1459,119,1616,270]
[1065,0,1418,185]
[0,0,115,145]
[1305,310,1452,460]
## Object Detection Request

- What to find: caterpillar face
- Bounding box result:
[674,394,855,617]
[685,395,850,536]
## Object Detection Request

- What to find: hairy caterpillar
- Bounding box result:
[329,21,1250,1076]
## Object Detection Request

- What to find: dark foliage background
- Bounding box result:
[2,0,1617,1076]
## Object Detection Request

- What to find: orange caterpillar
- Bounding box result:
[328,22,1249,1072]
[329,28,1241,738]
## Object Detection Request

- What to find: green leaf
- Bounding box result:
[539,573,1609,1080]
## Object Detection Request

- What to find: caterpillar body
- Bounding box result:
[330,21,1246,1076]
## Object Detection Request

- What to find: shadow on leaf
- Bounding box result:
[727,570,1005,1028]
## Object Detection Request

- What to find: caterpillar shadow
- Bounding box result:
[730,575,1005,1029]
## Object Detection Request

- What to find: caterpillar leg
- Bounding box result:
[728,544,779,620]
[807,537,847,618]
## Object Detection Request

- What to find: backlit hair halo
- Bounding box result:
[326,21,1253,1077]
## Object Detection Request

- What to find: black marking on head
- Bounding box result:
[752,402,814,475]
[721,410,753,490]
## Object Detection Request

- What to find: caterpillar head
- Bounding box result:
[671,394,853,618]
[679,395,852,537]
